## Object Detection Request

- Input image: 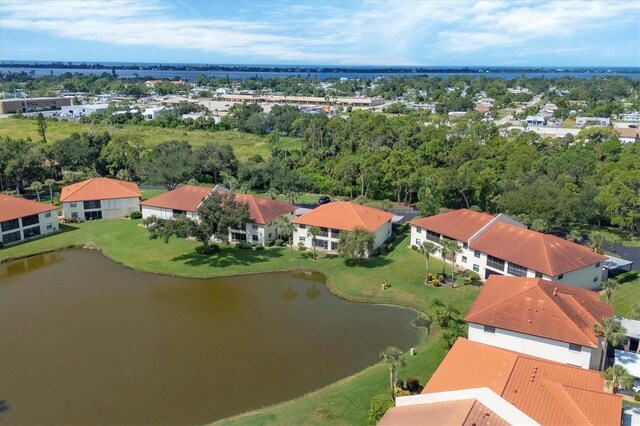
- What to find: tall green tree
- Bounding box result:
[593,317,627,370]
[601,365,633,394]
[138,140,193,190]
[44,179,56,204]
[27,181,43,202]
[338,226,375,259]
[379,347,405,400]
[595,170,640,237]
[273,216,295,260]
[441,239,462,286]
[602,279,618,303]
[36,113,47,143]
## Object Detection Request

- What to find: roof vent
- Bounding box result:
[528,319,532,323]
[553,287,558,296]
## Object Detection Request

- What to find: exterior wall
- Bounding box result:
[409,224,603,288]
[230,213,295,245]
[63,197,139,220]
[141,205,199,221]
[468,323,601,370]
[0,97,71,114]
[294,220,392,253]
[1,210,59,246]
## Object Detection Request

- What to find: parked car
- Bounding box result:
[318,196,331,205]
[633,380,640,393]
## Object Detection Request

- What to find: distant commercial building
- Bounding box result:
[576,117,611,127]
[60,103,110,118]
[212,93,384,107]
[525,115,547,126]
[620,111,640,122]
[615,127,639,144]
[0,97,71,114]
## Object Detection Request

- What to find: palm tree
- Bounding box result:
[419,241,438,283]
[379,347,405,400]
[593,317,627,370]
[273,216,295,260]
[28,181,43,202]
[590,232,604,254]
[337,226,374,259]
[44,179,56,204]
[566,229,582,243]
[601,365,633,393]
[441,239,462,287]
[307,226,321,260]
[602,279,618,303]
[631,303,640,320]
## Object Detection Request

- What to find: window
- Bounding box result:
[462,256,468,263]
[486,255,505,271]
[2,230,21,244]
[268,233,272,239]
[313,239,328,249]
[70,203,77,208]
[252,235,258,242]
[299,236,306,242]
[507,262,528,277]
[557,274,564,280]
[83,200,101,210]
[299,224,306,229]
[568,343,581,352]
[426,230,441,242]
[595,263,600,268]
[331,241,338,251]
[463,242,468,249]
[416,227,422,233]
[1,218,19,233]
[593,276,598,282]
[23,226,41,239]
[44,211,51,218]
[84,211,102,220]
[415,238,421,245]
[484,325,496,334]
[474,250,481,258]
[535,271,543,278]
[473,264,479,272]
[21,214,39,227]
[71,212,78,219]
[46,224,53,230]
[252,224,258,230]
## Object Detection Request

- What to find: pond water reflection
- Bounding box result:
[0,249,419,425]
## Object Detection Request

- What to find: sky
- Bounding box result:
[0,0,639,67]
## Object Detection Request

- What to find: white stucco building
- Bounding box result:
[292,201,393,254]
[465,275,611,370]
[0,194,59,246]
[409,209,607,289]
[60,177,140,221]
[141,186,296,245]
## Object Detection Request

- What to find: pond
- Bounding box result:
[0,249,420,425]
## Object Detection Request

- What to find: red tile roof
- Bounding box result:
[0,194,57,222]
[235,194,296,225]
[60,178,140,203]
[423,338,622,426]
[465,276,612,347]
[379,399,509,426]
[139,185,211,212]
[292,201,394,232]
[469,221,607,276]
[615,127,638,139]
[409,209,495,241]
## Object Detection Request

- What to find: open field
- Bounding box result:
[0,219,478,424]
[0,118,299,162]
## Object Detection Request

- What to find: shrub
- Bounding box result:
[432,279,440,287]
[616,270,639,283]
[428,272,434,281]
[255,244,265,250]
[407,377,421,393]
[368,395,394,425]
[298,242,307,251]
[236,242,252,249]
[395,223,409,235]
[129,211,142,219]
[0,241,3,249]
[275,238,285,246]
[464,270,481,285]
[410,245,419,251]
[264,240,275,247]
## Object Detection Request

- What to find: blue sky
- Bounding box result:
[1,0,639,66]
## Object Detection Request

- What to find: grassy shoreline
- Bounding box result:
[1,219,479,424]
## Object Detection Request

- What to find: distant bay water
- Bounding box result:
[1,61,639,80]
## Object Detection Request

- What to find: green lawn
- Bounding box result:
[0,219,479,425]
[0,118,300,162]
[567,224,640,248]
[605,278,640,318]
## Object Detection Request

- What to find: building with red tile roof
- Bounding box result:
[140,186,296,245]
[292,201,394,252]
[60,177,140,221]
[380,398,511,426]
[409,209,606,289]
[0,194,59,245]
[383,338,622,426]
[466,276,612,370]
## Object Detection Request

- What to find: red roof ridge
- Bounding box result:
[61,178,93,200]
[465,280,539,321]
[544,381,593,425]
[245,195,264,224]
